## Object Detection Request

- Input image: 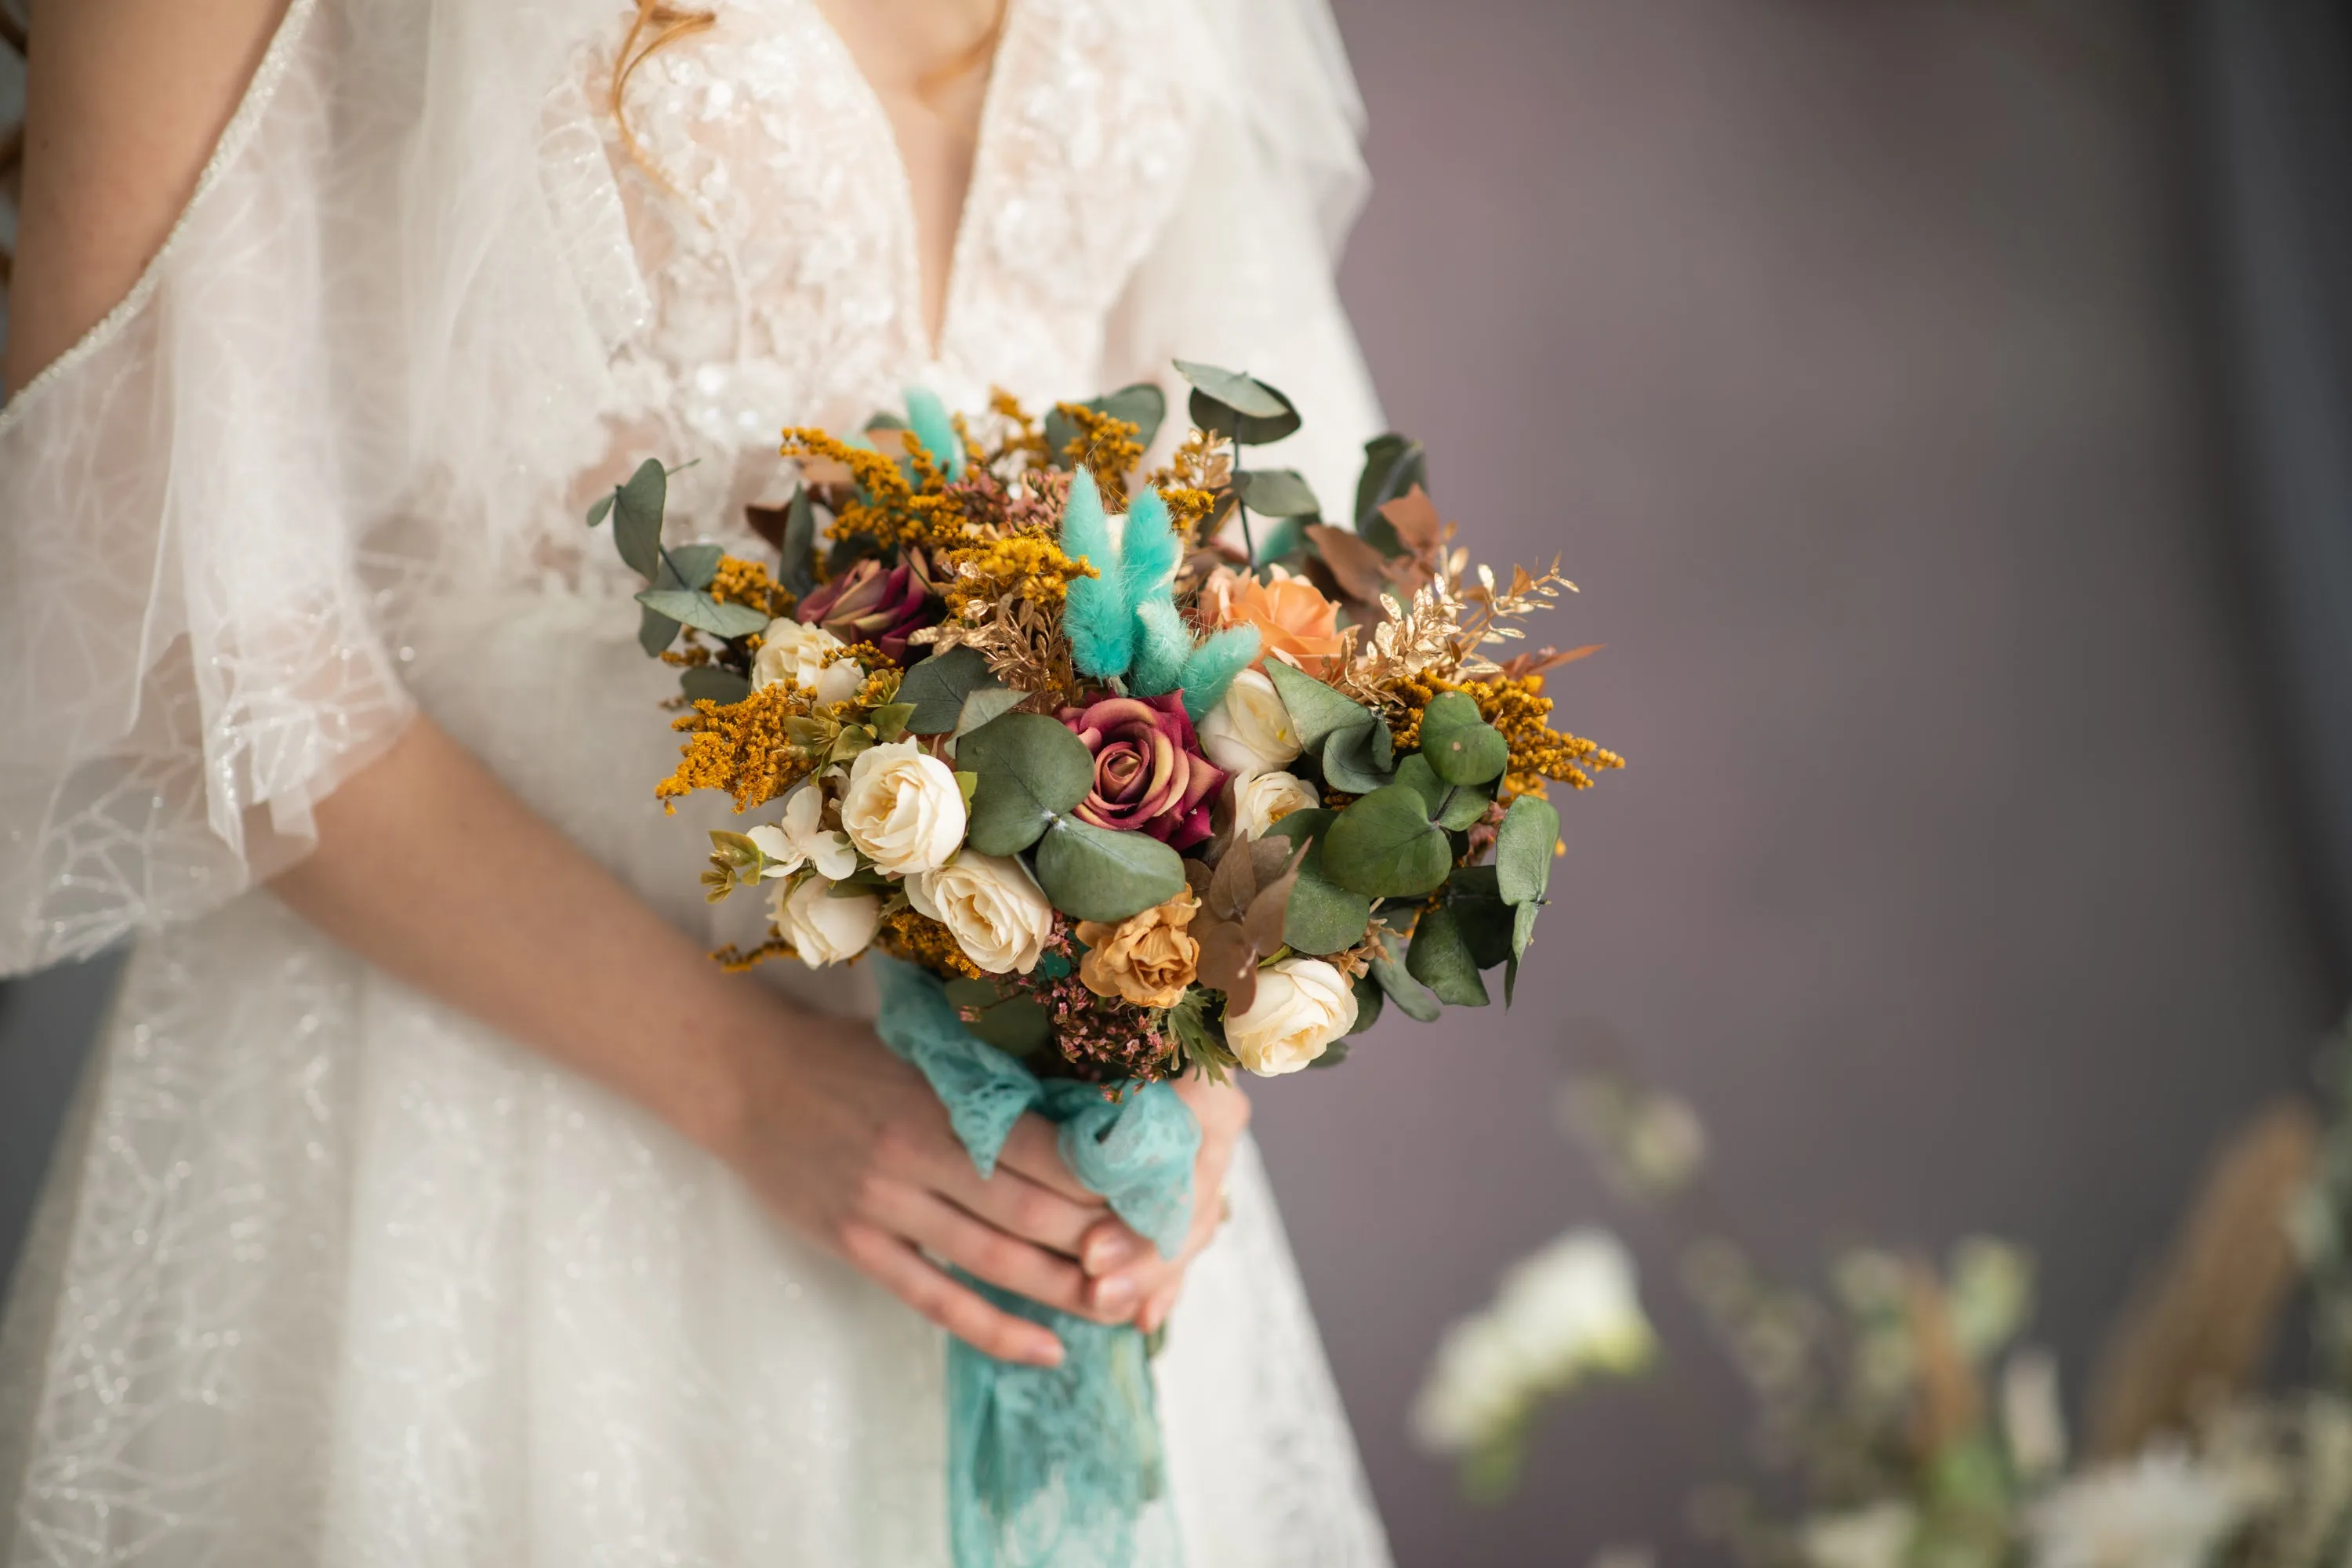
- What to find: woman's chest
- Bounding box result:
[572,0,1209,442]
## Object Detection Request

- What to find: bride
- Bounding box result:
[0,0,1392,1560]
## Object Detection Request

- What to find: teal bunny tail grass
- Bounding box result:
[1177,626,1259,722]
[1060,470,1133,677]
[1128,598,1193,697]
[1117,488,1183,617]
[902,386,966,480]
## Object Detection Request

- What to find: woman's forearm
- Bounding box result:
[269,715,773,1154]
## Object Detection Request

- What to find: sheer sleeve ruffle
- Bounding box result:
[0,0,415,973]
[0,0,645,976]
[1103,0,1385,513]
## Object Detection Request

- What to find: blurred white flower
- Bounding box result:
[1948,1236,2034,1359]
[1801,1501,1917,1568]
[2028,1449,2251,1568]
[748,785,858,881]
[1410,1229,1656,1457]
[2002,1348,2068,1486]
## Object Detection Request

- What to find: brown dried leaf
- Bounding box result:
[1379,485,1444,553]
[1207,836,1259,920]
[1307,524,1394,604]
[1498,644,1604,682]
[1243,866,1299,954]
[1196,920,1258,1011]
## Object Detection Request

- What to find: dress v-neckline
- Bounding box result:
[800,0,1023,367]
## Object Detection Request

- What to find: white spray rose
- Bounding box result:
[1232,770,1321,840]
[752,618,863,706]
[908,853,1054,975]
[840,739,966,876]
[1224,956,1356,1076]
[748,784,858,880]
[774,876,880,967]
[1196,668,1301,776]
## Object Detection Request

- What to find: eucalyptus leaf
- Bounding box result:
[1407,908,1490,1007]
[665,542,726,591]
[1236,469,1320,518]
[1321,718,1397,795]
[964,993,1052,1054]
[1436,782,1496,832]
[1252,515,1310,566]
[779,485,818,599]
[1497,795,1563,906]
[1418,691,1509,787]
[680,665,752,706]
[953,685,1029,739]
[612,458,669,580]
[1504,955,1520,1007]
[1264,659,1381,751]
[1171,360,1288,418]
[1354,434,1428,551]
[1033,818,1186,923]
[1191,382,1302,446]
[959,712,1094,855]
[1263,808,1338,846]
[636,590,771,641]
[1320,783,1451,899]
[1348,972,1385,1035]
[1512,898,1541,960]
[945,978,1002,1014]
[586,492,615,529]
[638,604,682,658]
[1449,893,1518,971]
[897,645,1000,734]
[1392,753,1445,815]
[1307,1040,1350,1069]
[1370,951,1443,1023]
[1283,852,1373,956]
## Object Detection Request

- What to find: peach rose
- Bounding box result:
[1074,886,1202,1010]
[1202,565,1346,677]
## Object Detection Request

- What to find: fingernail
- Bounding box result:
[1028,1333,1065,1367]
[1084,1236,1136,1276]
[1094,1275,1137,1312]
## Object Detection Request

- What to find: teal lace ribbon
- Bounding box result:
[872,958,1200,1568]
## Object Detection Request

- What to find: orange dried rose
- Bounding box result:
[1075,886,1203,1010]
[1201,565,1346,677]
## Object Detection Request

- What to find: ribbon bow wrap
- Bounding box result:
[873,958,1201,1568]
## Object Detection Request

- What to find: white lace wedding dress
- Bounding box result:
[0,0,1393,1560]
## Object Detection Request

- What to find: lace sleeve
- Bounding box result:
[1101,0,1385,516]
[0,0,416,975]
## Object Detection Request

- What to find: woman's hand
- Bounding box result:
[1072,1073,1253,1335]
[712,1008,1149,1368]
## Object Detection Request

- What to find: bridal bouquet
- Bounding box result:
[587,362,1618,1565]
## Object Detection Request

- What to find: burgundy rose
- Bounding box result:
[1057,692,1228,851]
[797,550,942,662]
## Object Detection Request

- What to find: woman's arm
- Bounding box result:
[5,0,285,390]
[274,718,1124,1364]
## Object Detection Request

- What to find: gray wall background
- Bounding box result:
[2,3,2342,1565]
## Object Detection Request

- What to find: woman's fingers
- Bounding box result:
[1080,1126,1240,1316]
[867,1181,1134,1325]
[922,1152,1112,1258]
[837,1218,1065,1366]
[994,1112,1100,1203]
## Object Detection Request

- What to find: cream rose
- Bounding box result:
[748,783,858,880]
[840,739,966,876]
[752,617,863,706]
[908,853,1054,975]
[1196,667,1302,776]
[1232,770,1320,841]
[1224,956,1357,1076]
[774,877,880,967]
